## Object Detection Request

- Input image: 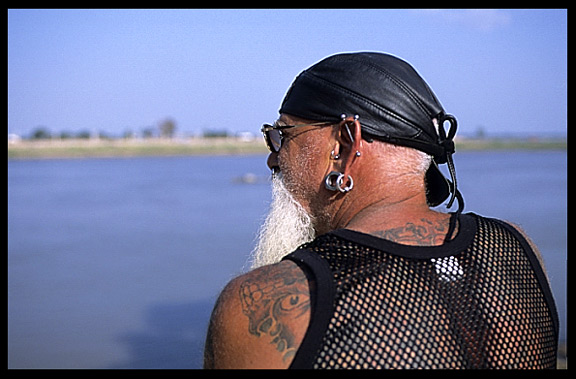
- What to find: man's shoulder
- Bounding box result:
[473,214,538,247]
[473,214,550,277]
[204,260,311,369]
[217,259,310,316]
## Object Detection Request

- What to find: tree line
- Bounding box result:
[25,118,178,140]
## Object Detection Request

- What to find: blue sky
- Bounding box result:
[8,9,567,138]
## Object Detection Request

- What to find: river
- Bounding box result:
[8,151,567,368]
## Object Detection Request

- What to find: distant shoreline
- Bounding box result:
[7,136,567,160]
[7,137,268,160]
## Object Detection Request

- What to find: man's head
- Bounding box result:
[249,52,461,268]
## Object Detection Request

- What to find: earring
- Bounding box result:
[325,171,341,191]
[324,171,354,193]
[330,150,340,160]
[337,174,354,193]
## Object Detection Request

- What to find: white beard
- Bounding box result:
[248,173,316,270]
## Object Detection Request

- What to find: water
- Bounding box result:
[8,151,567,368]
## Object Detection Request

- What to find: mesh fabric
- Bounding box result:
[289,215,557,369]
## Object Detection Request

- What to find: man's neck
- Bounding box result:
[331,192,454,247]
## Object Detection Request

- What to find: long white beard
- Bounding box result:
[248,173,316,270]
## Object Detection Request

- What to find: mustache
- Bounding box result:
[247,173,316,270]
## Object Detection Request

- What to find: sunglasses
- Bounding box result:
[261,121,335,153]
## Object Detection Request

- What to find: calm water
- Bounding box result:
[8,151,567,368]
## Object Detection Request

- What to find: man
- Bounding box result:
[204,52,558,369]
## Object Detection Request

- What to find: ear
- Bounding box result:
[338,117,363,176]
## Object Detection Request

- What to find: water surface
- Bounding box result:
[8,151,566,368]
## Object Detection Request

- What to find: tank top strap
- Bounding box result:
[283,248,336,369]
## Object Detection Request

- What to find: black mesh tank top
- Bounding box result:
[284,213,558,369]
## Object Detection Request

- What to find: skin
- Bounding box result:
[203,259,311,369]
[203,114,544,369]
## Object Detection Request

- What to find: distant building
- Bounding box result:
[8,134,22,144]
[237,132,256,142]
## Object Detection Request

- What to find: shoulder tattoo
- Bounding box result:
[239,262,310,362]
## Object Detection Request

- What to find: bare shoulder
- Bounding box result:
[204,260,311,369]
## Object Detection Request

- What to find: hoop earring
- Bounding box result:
[336,173,354,193]
[324,171,354,193]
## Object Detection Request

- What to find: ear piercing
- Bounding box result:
[331,150,361,160]
[340,114,359,121]
[324,171,354,193]
[331,114,361,161]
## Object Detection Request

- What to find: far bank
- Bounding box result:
[7,136,567,160]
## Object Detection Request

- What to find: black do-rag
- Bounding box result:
[279,52,463,211]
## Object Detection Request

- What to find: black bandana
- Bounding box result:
[279,52,462,210]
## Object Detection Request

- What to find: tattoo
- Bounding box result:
[373,218,450,246]
[239,263,310,362]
